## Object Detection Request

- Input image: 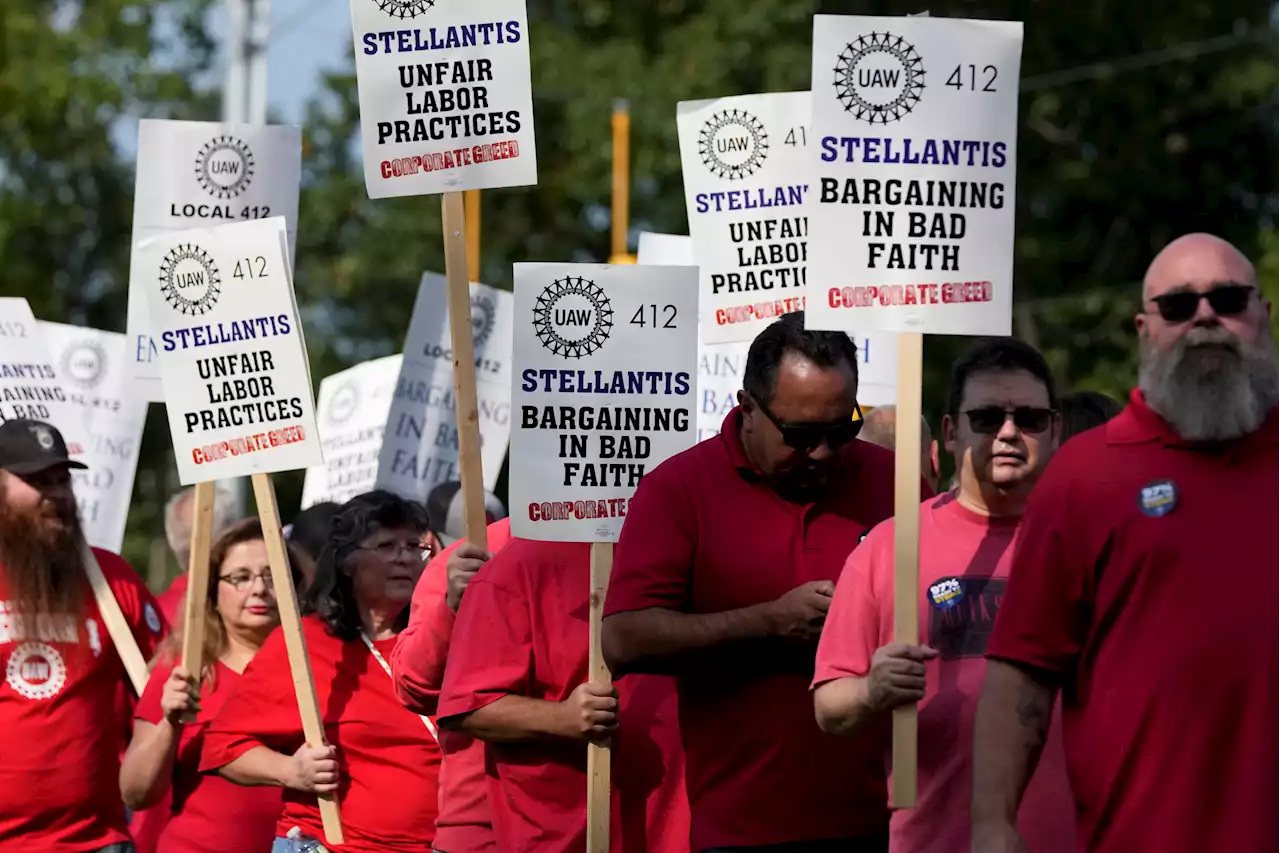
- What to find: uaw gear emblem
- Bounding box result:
[5,641,68,701]
[470,294,496,348]
[159,243,222,316]
[61,341,107,390]
[194,135,255,199]
[698,109,769,181]
[372,0,436,18]
[833,32,926,124]
[31,425,55,450]
[327,381,359,427]
[533,277,614,359]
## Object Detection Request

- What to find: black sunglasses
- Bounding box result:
[752,395,864,452]
[1149,284,1255,324]
[964,406,1055,435]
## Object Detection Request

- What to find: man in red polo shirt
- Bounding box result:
[604,311,923,852]
[973,233,1279,853]
[435,538,689,853]
[813,338,1075,853]
[391,516,513,853]
[0,419,166,852]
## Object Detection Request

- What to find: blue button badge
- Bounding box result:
[928,577,964,610]
[1138,479,1178,517]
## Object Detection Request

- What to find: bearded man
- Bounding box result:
[0,419,166,853]
[971,233,1278,853]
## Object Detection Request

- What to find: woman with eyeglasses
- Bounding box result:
[200,490,442,853]
[120,518,296,853]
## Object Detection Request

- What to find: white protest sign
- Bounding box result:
[0,300,88,455]
[510,263,698,542]
[137,217,322,484]
[349,0,537,198]
[677,91,811,344]
[806,16,1023,336]
[39,323,147,554]
[376,273,513,498]
[302,354,404,508]
[126,120,302,400]
[637,232,898,442]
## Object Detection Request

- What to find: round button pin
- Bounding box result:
[1138,479,1178,517]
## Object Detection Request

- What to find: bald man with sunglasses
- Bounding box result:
[603,312,930,853]
[973,234,1278,853]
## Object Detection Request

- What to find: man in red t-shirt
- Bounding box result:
[604,312,926,852]
[974,233,1279,853]
[436,538,689,853]
[813,338,1075,853]
[0,419,167,852]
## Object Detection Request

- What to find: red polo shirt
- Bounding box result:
[987,389,1278,853]
[606,407,919,850]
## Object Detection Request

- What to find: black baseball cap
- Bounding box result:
[0,419,87,475]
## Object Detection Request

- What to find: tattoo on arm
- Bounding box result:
[1014,680,1050,745]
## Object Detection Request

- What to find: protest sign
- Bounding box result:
[376,273,513,498]
[126,120,302,400]
[302,354,404,508]
[137,217,322,485]
[509,263,699,543]
[805,16,1023,336]
[636,231,899,442]
[677,91,811,344]
[349,0,537,197]
[39,323,147,554]
[0,300,87,451]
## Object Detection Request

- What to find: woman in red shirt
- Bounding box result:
[120,518,298,853]
[200,490,442,853]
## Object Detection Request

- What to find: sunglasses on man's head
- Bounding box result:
[753,395,864,452]
[1149,284,1254,324]
[963,406,1055,435]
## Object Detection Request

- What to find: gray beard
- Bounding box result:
[1139,325,1279,442]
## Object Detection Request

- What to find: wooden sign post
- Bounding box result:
[178,481,217,722]
[609,101,636,266]
[465,190,482,283]
[586,542,615,852]
[80,543,149,695]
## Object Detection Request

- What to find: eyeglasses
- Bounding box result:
[964,407,1055,435]
[358,540,428,562]
[1149,284,1255,324]
[219,570,272,591]
[752,395,864,452]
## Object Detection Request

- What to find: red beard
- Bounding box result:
[0,494,85,624]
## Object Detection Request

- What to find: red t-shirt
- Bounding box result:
[200,616,442,852]
[391,517,512,853]
[436,539,689,853]
[136,658,282,853]
[813,494,1075,853]
[605,408,917,850]
[0,548,166,851]
[155,573,188,626]
[987,390,1278,853]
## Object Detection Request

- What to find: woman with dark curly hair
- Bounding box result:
[200,491,442,853]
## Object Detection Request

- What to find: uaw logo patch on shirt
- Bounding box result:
[5,641,68,701]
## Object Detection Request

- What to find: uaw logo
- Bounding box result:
[699,109,769,181]
[5,641,67,701]
[194,135,255,199]
[32,425,55,450]
[160,243,222,316]
[833,32,926,124]
[533,277,613,359]
[61,340,107,390]
[371,0,436,18]
[471,294,496,348]
[327,381,360,427]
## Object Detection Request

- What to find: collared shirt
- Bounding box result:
[988,388,1279,853]
[606,407,916,850]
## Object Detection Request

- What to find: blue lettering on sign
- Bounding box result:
[160,314,293,351]
[819,137,1008,168]
[362,21,522,55]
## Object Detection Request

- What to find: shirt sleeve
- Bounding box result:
[436,546,533,723]
[605,464,698,616]
[96,549,168,662]
[986,444,1093,676]
[390,544,455,717]
[199,629,304,772]
[812,521,892,689]
[136,660,175,725]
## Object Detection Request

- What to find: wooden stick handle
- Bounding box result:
[891,332,924,808]
[251,473,344,845]
[441,191,490,552]
[178,482,217,723]
[465,189,481,282]
[586,542,614,853]
[81,542,148,696]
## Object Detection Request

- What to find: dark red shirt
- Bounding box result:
[605,407,913,850]
[987,389,1279,853]
[437,539,689,853]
